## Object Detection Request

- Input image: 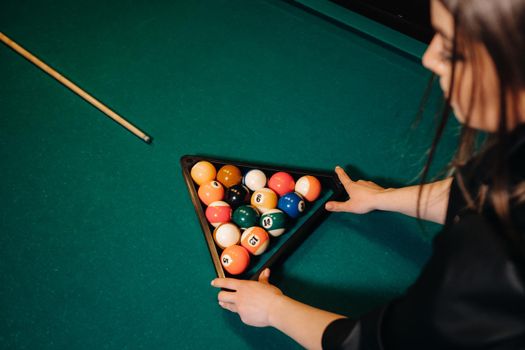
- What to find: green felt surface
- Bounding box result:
[0,0,458,349]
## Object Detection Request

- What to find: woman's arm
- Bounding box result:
[325,167,452,224]
[212,269,345,350]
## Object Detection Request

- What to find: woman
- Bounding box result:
[211,0,525,348]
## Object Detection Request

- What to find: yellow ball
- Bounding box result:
[191,161,216,186]
[251,188,278,214]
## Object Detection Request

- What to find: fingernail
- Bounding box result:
[325,203,333,210]
[265,269,270,277]
[335,165,341,170]
[210,279,215,286]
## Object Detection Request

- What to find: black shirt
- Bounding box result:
[322,126,525,349]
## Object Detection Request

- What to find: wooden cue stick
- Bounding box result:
[0,32,152,144]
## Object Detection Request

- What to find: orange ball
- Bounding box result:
[191,161,216,186]
[221,245,250,275]
[216,165,242,188]
[198,180,224,206]
[295,175,322,202]
[241,227,270,255]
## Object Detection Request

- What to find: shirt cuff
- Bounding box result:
[322,317,358,349]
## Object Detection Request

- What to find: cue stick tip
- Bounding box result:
[143,135,153,144]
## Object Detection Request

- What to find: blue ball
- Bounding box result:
[278,192,305,219]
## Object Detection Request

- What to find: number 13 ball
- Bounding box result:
[241,227,269,255]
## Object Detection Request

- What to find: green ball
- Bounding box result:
[260,209,287,237]
[232,205,260,230]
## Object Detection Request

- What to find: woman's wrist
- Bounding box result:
[374,187,396,212]
[268,293,287,329]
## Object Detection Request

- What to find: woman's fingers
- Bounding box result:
[219,301,238,313]
[335,166,354,193]
[325,200,351,212]
[211,278,239,291]
[218,290,237,303]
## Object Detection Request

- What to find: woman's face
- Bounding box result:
[422,0,501,131]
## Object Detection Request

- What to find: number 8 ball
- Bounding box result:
[225,184,251,209]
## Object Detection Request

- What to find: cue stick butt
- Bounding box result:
[0,31,153,144]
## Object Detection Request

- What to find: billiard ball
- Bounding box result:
[198,180,225,206]
[241,227,269,255]
[216,164,243,188]
[205,201,232,227]
[295,175,322,202]
[278,192,305,218]
[191,161,216,186]
[243,169,267,191]
[225,184,251,209]
[268,172,295,197]
[221,245,250,275]
[213,223,241,249]
[251,188,278,213]
[260,208,287,237]
[232,205,260,230]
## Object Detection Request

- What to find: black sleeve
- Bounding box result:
[322,213,525,349]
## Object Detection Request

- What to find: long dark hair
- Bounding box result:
[417,0,525,240]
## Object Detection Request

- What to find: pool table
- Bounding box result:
[0,0,457,348]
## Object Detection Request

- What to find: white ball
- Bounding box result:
[213,223,241,249]
[243,169,267,191]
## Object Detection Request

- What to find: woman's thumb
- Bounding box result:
[258,268,271,284]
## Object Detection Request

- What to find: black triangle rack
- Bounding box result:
[181,155,346,280]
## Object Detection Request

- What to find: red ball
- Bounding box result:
[205,201,232,227]
[268,172,295,196]
[220,245,250,275]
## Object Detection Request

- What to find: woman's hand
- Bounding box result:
[211,268,283,327]
[325,166,388,214]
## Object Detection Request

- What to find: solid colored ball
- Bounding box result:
[205,201,232,227]
[198,180,224,206]
[213,223,241,249]
[295,175,322,202]
[241,227,270,255]
[232,205,260,230]
[225,184,251,209]
[216,164,243,188]
[190,161,216,186]
[221,245,250,275]
[243,169,267,191]
[268,172,295,197]
[260,208,287,237]
[278,192,305,219]
[251,188,278,214]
